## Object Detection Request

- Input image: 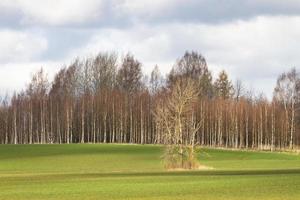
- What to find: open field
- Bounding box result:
[0,144,300,200]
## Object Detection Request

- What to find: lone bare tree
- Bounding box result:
[154,78,201,169]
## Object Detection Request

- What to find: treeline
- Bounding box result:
[0,51,299,150]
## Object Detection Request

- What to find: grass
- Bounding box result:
[0,144,299,199]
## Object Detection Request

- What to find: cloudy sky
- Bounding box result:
[0,0,299,98]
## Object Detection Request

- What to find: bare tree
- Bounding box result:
[234,79,245,101]
[117,54,143,94]
[154,78,201,169]
[274,68,299,149]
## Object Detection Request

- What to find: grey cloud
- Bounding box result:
[104,0,300,26]
[0,9,22,28]
[1,0,300,29]
[38,29,93,61]
[139,0,300,24]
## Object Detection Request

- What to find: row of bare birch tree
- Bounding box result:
[0,51,299,150]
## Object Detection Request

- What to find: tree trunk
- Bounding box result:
[81,98,85,143]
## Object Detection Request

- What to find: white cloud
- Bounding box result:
[68,25,173,73]
[198,16,300,78]
[0,30,47,63]
[69,16,300,98]
[0,61,62,96]
[0,0,103,26]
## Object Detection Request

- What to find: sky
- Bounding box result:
[0,0,300,98]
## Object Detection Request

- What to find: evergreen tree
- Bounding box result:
[214,70,233,99]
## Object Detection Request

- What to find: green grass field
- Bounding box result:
[0,144,299,200]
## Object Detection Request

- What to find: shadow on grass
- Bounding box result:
[3,168,300,181]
